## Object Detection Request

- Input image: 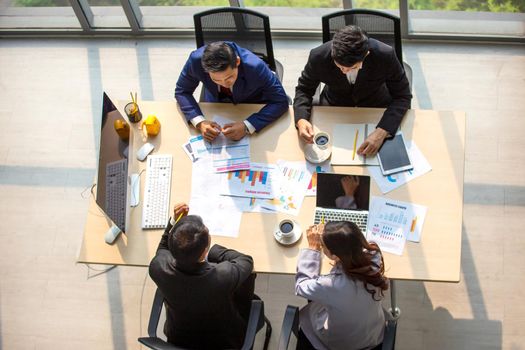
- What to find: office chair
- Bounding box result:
[321,9,413,92]
[138,288,272,350]
[278,305,398,350]
[194,7,284,83]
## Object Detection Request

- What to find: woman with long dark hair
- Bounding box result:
[295,221,389,350]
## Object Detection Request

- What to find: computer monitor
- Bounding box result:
[95,93,130,232]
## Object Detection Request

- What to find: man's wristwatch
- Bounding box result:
[244,124,250,135]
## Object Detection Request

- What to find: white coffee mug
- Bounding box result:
[314,132,331,150]
[274,219,302,245]
[278,219,295,239]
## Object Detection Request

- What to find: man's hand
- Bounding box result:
[357,128,389,156]
[341,175,359,196]
[296,119,314,144]
[173,203,189,222]
[306,224,324,251]
[222,121,247,141]
[197,120,221,142]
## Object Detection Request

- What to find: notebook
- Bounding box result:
[313,173,371,234]
[331,123,379,166]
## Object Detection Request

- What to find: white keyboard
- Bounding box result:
[314,208,368,234]
[142,154,172,229]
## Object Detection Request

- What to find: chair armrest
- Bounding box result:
[241,300,265,350]
[274,59,284,82]
[147,289,165,338]
[381,319,398,350]
[403,61,413,93]
[278,305,299,350]
[138,337,186,350]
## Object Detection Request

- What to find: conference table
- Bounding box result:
[78,101,465,293]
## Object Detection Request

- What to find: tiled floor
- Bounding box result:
[0,37,524,349]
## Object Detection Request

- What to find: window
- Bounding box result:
[87,0,129,28]
[408,0,525,38]
[0,0,81,29]
[136,0,229,29]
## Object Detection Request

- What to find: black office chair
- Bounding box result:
[193,7,284,83]
[321,9,413,92]
[278,305,398,350]
[138,288,272,350]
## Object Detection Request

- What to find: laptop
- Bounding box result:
[313,173,371,234]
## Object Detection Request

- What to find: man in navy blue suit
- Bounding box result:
[175,41,289,142]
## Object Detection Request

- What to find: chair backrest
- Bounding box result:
[322,9,403,64]
[194,7,277,72]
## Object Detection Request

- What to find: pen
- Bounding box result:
[410,216,417,232]
[175,212,185,224]
[352,129,359,160]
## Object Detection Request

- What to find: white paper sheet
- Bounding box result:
[232,197,276,213]
[257,160,311,215]
[182,135,210,163]
[369,141,432,194]
[331,123,379,165]
[210,115,250,173]
[305,160,332,196]
[219,162,278,199]
[189,157,242,237]
[366,196,428,255]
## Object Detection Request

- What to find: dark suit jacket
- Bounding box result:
[149,221,254,349]
[175,41,289,132]
[293,38,412,135]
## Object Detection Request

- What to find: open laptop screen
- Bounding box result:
[316,173,370,211]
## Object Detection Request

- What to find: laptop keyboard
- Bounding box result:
[314,208,368,234]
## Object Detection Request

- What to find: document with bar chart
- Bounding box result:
[259,160,312,215]
[211,115,251,173]
[305,160,332,196]
[366,196,428,255]
[219,163,278,199]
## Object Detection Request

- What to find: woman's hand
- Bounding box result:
[306,224,324,251]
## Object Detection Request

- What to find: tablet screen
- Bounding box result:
[377,133,413,175]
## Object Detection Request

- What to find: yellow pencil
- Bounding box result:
[175,212,185,224]
[321,214,325,225]
[352,129,359,160]
[130,92,135,104]
[410,216,418,232]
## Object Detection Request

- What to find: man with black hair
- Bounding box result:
[294,25,412,156]
[175,41,289,142]
[149,203,256,349]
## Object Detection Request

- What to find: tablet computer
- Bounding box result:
[377,132,413,176]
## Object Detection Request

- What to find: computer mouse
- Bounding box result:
[104,225,122,244]
[137,142,155,161]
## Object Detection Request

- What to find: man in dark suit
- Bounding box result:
[175,41,289,142]
[294,25,412,155]
[149,203,256,349]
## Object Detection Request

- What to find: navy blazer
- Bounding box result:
[294,39,412,135]
[175,42,289,132]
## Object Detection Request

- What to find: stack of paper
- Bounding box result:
[369,141,432,194]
